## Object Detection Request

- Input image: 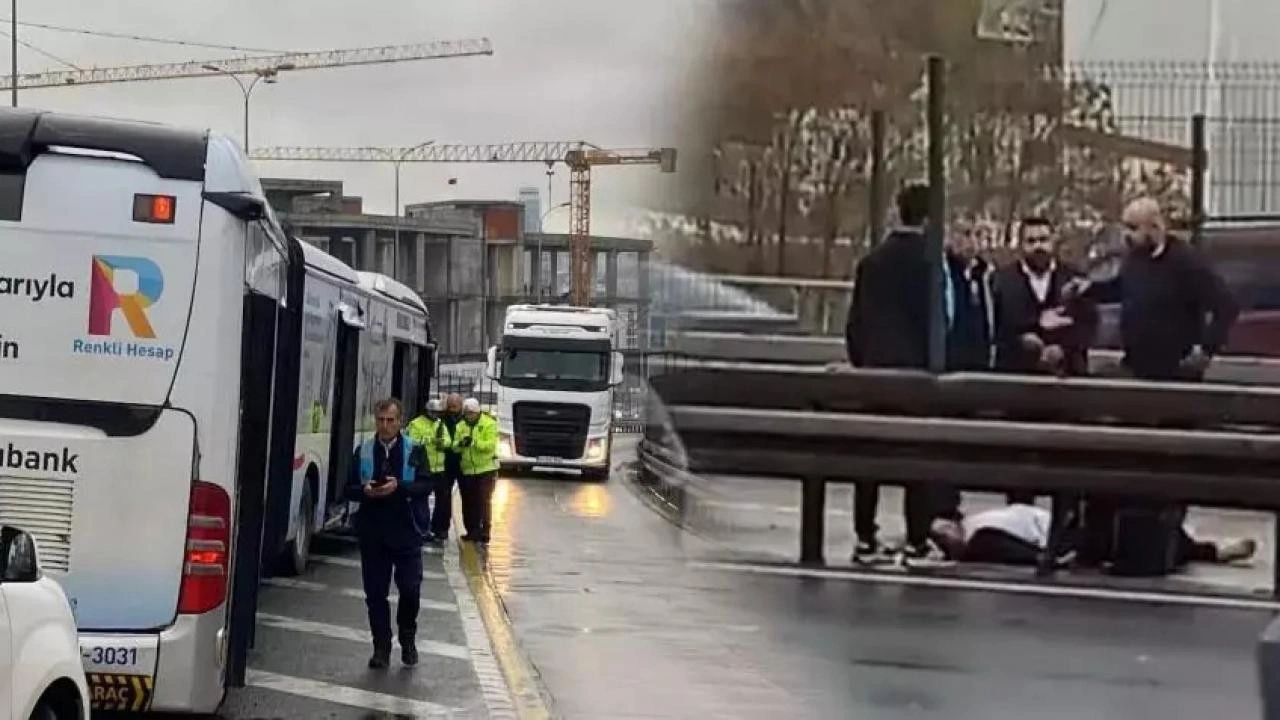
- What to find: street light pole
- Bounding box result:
[10,0,17,107]
[538,201,570,299]
[202,64,294,153]
[390,141,435,282]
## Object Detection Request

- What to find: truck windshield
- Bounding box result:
[501,348,609,391]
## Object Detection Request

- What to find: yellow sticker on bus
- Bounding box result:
[88,673,155,712]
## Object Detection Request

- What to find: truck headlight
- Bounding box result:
[585,437,608,462]
[498,434,514,460]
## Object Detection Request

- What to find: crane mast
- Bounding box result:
[252,143,675,305]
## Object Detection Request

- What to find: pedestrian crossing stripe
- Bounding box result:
[88,673,154,712]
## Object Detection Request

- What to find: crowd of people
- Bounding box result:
[845,184,1257,574]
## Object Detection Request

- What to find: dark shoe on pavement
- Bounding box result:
[368,645,391,669]
[401,643,419,667]
[852,540,889,566]
[899,541,954,570]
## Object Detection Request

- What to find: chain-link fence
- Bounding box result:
[691,58,1280,278]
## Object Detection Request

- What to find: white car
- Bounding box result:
[1,525,89,720]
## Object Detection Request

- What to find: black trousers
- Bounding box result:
[855,482,953,547]
[962,528,1042,566]
[429,470,456,537]
[358,537,422,648]
[459,471,496,541]
[1079,497,1216,566]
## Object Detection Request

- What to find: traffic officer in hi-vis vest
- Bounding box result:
[405,397,453,545]
[343,397,429,669]
[453,397,499,544]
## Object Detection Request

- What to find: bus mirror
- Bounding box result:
[610,351,624,386]
[486,346,498,379]
[0,526,39,583]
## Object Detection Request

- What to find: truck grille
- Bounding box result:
[0,475,74,573]
[513,402,590,459]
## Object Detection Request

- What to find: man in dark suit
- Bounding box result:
[845,183,952,568]
[992,216,1098,377]
[946,219,996,372]
[991,217,1098,508]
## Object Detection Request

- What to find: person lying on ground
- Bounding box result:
[930,503,1256,569]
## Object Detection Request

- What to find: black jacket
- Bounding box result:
[846,229,932,369]
[992,263,1098,375]
[344,435,430,549]
[946,254,995,371]
[1087,237,1238,380]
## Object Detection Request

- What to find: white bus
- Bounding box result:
[0,108,433,713]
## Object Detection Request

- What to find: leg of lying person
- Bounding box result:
[1177,527,1257,565]
[963,528,1041,566]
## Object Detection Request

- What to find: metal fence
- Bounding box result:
[704,59,1280,278]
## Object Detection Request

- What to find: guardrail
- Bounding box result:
[643,360,1280,595]
[663,331,1280,386]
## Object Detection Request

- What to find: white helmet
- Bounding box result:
[462,398,481,413]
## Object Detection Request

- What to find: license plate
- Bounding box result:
[536,457,560,464]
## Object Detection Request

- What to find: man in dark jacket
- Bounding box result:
[1065,197,1241,570]
[945,219,996,372]
[1068,197,1238,380]
[993,217,1098,378]
[344,397,430,669]
[845,183,953,568]
[992,217,1098,508]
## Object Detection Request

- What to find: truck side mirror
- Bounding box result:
[610,351,625,386]
[0,526,39,583]
[486,345,499,380]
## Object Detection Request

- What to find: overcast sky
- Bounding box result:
[1064,0,1280,63]
[15,1,716,234]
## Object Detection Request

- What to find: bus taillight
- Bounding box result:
[178,481,231,615]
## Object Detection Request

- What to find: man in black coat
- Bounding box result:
[845,183,954,568]
[993,217,1097,378]
[945,219,996,372]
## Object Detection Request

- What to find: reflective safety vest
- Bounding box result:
[405,415,452,474]
[454,413,499,476]
[357,433,418,486]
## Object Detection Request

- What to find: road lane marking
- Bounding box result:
[256,613,470,660]
[310,553,447,579]
[247,669,460,717]
[444,546,520,719]
[690,560,1280,611]
[457,537,553,720]
[262,577,458,612]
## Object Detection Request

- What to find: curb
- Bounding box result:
[455,537,555,720]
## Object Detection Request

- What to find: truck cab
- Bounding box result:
[486,305,624,480]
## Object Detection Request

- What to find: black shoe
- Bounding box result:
[401,643,419,666]
[368,645,391,669]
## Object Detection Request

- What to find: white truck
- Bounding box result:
[486,305,624,480]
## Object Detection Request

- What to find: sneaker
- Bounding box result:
[899,541,953,569]
[368,646,391,669]
[852,540,888,566]
[1218,538,1257,564]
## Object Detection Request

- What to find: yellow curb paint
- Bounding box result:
[457,536,554,720]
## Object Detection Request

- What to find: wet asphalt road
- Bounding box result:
[476,436,1273,719]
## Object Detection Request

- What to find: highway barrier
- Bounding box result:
[643,360,1280,596]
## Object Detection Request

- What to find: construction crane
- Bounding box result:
[1,39,494,90]
[251,142,678,305]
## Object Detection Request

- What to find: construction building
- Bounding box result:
[263,178,653,360]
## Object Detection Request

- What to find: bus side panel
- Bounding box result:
[353,294,394,443]
[293,272,344,536]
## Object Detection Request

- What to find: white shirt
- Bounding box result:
[962,504,1051,549]
[1021,261,1056,304]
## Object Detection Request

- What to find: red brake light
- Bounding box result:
[133,193,176,224]
[177,481,230,615]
